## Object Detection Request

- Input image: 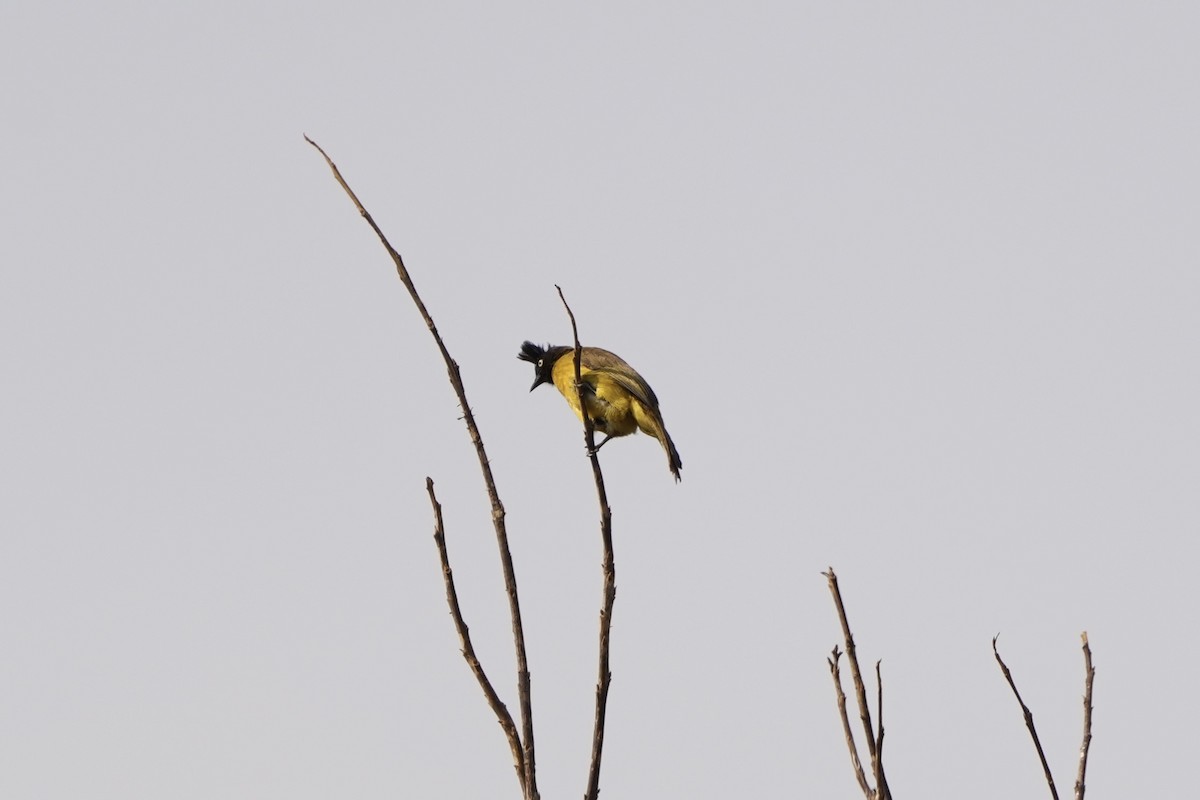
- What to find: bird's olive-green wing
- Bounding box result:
[580,347,662,410]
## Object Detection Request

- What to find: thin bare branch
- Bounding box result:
[824,569,890,799]
[427,478,526,791]
[308,137,538,799]
[828,647,871,798]
[992,635,1059,800]
[1075,632,1095,800]
[554,286,617,800]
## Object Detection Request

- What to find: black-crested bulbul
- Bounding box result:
[518,341,682,482]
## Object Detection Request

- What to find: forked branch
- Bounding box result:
[993,634,1096,800]
[824,568,891,799]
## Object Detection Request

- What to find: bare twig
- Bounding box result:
[1075,632,1095,800]
[307,137,538,799]
[874,660,890,800]
[992,636,1059,800]
[427,478,526,789]
[824,569,890,799]
[554,286,616,800]
[828,647,871,797]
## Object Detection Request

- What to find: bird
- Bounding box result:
[518,340,682,482]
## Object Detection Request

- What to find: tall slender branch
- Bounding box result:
[427,478,526,790]
[1074,632,1095,800]
[992,636,1059,800]
[307,137,537,799]
[554,286,616,800]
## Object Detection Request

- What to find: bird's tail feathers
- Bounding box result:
[633,402,682,482]
[663,432,683,483]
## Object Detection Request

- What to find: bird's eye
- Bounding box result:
[537,359,544,367]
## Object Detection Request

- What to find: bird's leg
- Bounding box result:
[587,413,611,455]
[579,385,609,455]
[588,434,613,456]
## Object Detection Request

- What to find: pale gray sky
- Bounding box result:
[2,2,1197,797]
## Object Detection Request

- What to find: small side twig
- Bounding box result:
[828,647,871,797]
[824,569,890,799]
[993,635,1059,800]
[1075,632,1095,800]
[554,286,617,800]
[308,137,538,800]
[427,478,526,790]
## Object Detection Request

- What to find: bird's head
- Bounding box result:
[517,340,570,392]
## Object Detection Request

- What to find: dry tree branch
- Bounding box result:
[427,478,526,788]
[992,636,1059,800]
[828,647,871,798]
[307,137,538,800]
[554,286,617,800]
[824,569,890,799]
[824,569,891,800]
[1074,632,1095,800]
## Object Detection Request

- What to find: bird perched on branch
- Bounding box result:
[518,341,682,482]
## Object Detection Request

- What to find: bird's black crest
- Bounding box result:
[518,341,547,364]
[518,340,572,391]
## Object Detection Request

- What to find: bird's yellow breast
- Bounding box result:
[550,358,640,437]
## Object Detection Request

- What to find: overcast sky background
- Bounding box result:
[3,3,1197,798]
